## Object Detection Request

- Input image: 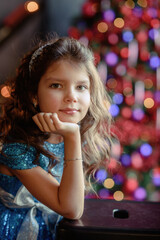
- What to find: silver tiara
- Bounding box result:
[29,43,52,73]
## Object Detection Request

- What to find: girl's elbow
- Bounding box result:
[64,208,84,220]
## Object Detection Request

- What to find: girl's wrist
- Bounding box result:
[63,127,81,142]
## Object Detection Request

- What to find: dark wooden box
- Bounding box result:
[56,199,160,240]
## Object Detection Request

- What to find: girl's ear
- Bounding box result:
[32,98,38,108]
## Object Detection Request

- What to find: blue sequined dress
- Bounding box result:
[0,141,64,240]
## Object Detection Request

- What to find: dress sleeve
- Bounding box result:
[0,143,37,170]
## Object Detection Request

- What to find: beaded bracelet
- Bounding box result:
[64,158,83,167]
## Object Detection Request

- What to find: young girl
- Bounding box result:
[0,37,112,239]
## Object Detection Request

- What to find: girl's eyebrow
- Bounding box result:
[45,77,90,84]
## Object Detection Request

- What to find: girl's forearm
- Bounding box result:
[58,131,85,219]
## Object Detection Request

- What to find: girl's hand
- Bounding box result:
[32,112,80,138]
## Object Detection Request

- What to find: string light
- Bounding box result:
[140,143,152,157]
[121,107,132,119]
[98,188,110,199]
[134,187,147,200]
[109,104,120,117]
[105,52,118,66]
[97,21,108,33]
[108,33,119,45]
[104,178,115,189]
[113,93,123,105]
[114,18,124,28]
[131,152,143,169]
[103,9,115,22]
[137,0,147,8]
[144,98,154,108]
[107,78,117,89]
[120,47,129,58]
[95,169,107,183]
[115,64,126,76]
[125,178,138,193]
[1,86,11,98]
[25,1,39,13]
[125,0,135,9]
[144,78,153,89]
[113,191,124,201]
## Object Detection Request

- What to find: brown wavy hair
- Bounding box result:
[0,37,113,189]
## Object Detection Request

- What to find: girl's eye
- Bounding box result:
[50,83,62,88]
[77,85,88,91]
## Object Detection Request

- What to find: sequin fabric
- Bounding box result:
[0,142,64,240]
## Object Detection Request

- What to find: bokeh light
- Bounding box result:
[114,18,124,28]
[103,9,115,22]
[95,169,107,183]
[131,152,143,169]
[125,178,138,193]
[109,104,120,117]
[25,1,39,13]
[125,0,135,9]
[137,0,147,8]
[104,178,115,189]
[107,77,117,89]
[144,98,154,108]
[115,64,126,76]
[112,93,123,105]
[113,174,124,185]
[132,108,145,121]
[134,187,147,201]
[122,30,134,43]
[149,55,160,69]
[105,52,118,66]
[151,168,160,187]
[144,78,153,89]
[97,21,108,33]
[113,191,124,201]
[1,86,11,98]
[140,143,152,157]
[121,154,131,167]
[121,107,132,118]
[98,188,110,199]
[108,33,119,45]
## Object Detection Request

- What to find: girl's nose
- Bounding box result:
[64,89,78,103]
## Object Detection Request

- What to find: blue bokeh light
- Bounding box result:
[121,154,131,167]
[98,188,110,199]
[113,174,124,185]
[113,93,123,105]
[122,31,134,43]
[148,29,159,40]
[133,7,143,17]
[149,56,160,69]
[140,143,153,157]
[95,169,107,182]
[109,104,120,117]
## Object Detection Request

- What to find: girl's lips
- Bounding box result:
[59,109,79,114]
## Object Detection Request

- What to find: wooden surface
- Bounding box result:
[56,199,160,240]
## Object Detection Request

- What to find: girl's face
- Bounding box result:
[37,60,91,123]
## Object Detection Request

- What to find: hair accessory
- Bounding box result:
[29,43,52,73]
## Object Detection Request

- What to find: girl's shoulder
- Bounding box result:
[0,142,37,170]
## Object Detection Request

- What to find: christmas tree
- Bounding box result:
[68,0,160,201]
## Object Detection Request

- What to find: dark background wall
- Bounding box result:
[0,0,85,83]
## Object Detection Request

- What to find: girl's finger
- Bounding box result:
[50,113,62,131]
[33,113,50,132]
[43,113,56,132]
[32,114,44,132]
[37,113,52,132]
